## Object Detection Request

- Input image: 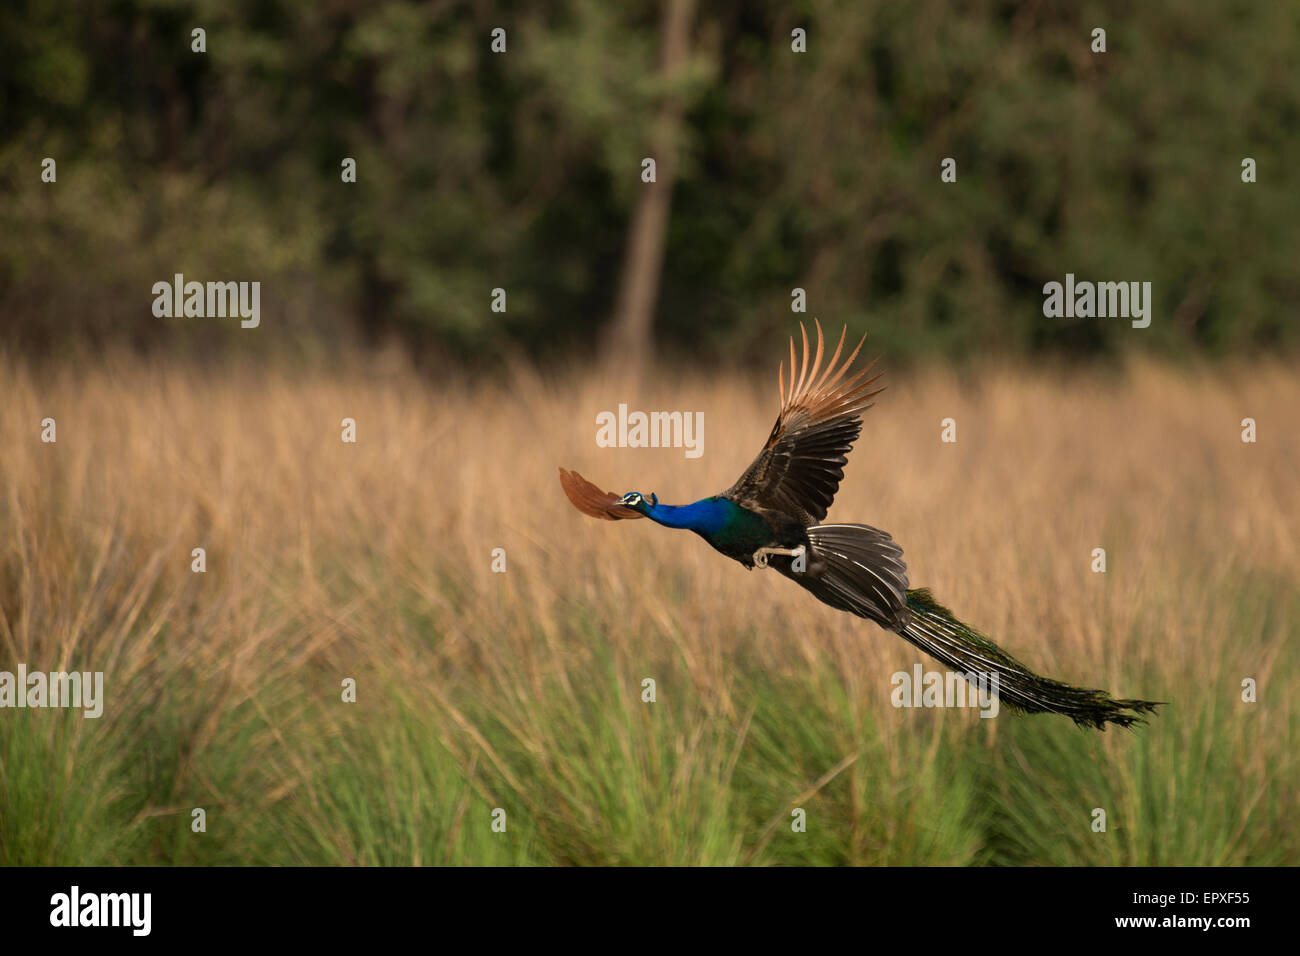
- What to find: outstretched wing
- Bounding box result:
[725,321,884,526]
[777,523,911,631]
[558,467,645,520]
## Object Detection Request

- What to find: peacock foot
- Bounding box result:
[752,545,806,569]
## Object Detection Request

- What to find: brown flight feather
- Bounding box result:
[726,319,884,525]
[558,467,645,520]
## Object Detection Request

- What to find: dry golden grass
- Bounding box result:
[0,350,1296,864]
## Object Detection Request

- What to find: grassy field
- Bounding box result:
[1,351,1296,865]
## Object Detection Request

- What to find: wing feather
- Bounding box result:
[726,320,884,525]
[558,467,645,520]
[777,523,910,630]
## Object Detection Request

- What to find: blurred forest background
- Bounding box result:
[3,0,1298,365]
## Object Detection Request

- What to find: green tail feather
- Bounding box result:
[902,589,1162,730]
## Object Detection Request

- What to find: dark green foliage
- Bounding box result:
[3,1,1298,361]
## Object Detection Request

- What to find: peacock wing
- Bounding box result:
[725,320,884,526]
[558,467,645,520]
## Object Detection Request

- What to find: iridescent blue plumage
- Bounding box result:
[620,494,783,564]
[632,496,734,533]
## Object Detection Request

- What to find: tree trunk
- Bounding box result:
[604,0,695,367]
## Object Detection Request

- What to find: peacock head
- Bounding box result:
[617,491,658,513]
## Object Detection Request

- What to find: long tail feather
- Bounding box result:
[787,524,1160,730]
[899,589,1161,729]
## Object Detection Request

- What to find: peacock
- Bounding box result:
[559,321,1160,729]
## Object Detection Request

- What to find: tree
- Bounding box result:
[604,0,696,365]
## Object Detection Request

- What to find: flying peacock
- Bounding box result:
[559,321,1160,729]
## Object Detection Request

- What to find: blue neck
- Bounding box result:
[644,497,736,535]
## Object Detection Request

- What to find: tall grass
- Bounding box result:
[1,351,1296,865]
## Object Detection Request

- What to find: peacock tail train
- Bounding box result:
[778,523,1161,729]
[900,589,1160,730]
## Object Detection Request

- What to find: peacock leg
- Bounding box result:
[752,545,806,569]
